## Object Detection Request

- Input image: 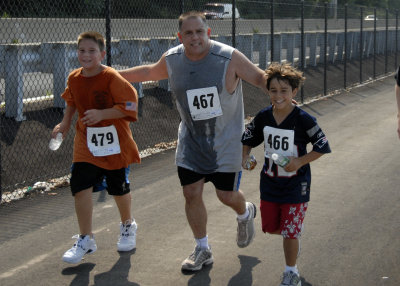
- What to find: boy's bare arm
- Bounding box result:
[242,145,253,169]
[285,151,324,173]
[81,108,126,126]
[52,105,76,138]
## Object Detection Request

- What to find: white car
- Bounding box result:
[203,3,240,20]
[364,15,378,21]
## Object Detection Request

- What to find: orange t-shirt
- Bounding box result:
[62,66,140,170]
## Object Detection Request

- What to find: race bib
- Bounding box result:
[263,126,296,177]
[87,125,121,157]
[263,126,295,158]
[186,86,223,121]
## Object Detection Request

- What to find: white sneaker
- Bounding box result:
[62,234,97,264]
[117,220,137,251]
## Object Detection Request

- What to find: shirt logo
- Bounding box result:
[125,102,137,111]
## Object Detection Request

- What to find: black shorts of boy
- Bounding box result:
[70,162,130,196]
[177,166,242,191]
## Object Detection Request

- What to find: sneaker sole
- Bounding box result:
[117,244,136,252]
[62,247,97,264]
[181,257,214,271]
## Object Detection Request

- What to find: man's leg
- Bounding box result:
[216,188,256,248]
[216,188,246,215]
[181,179,214,271]
[183,179,207,238]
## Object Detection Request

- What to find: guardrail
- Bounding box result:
[0,29,397,121]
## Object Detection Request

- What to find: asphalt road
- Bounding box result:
[0,76,399,286]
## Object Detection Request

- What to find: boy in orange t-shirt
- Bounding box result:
[51,31,140,264]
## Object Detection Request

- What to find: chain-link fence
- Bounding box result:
[1,1,399,202]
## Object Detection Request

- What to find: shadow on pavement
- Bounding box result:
[301,276,313,286]
[181,254,261,286]
[61,262,96,286]
[227,255,261,286]
[93,249,139,286]
[61,249,139,286]
[183,263,212,286]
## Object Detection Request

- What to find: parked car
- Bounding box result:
[364,15,378,21]
[203,3,240,20]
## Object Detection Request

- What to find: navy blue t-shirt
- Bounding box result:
[395,66,400,86]
[241,105,331,203]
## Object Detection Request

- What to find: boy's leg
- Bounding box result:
[106,167,136,251]
[63,186,97,264]
[283,238,299,267]
[75,187,94,235]
[113,193,136,251]
[113,193,132,223]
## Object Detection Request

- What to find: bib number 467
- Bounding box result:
[192,93,214,109]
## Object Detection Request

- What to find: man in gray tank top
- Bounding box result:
[120,11,267,271]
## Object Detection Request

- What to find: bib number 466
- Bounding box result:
[267,134,289,151]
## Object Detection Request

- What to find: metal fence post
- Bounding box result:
[324,2,328,96]
[385,8,388,74]
[105,0,112,66]
[344,4,347,89]
[270,0,274,62]
[373,7,377,79]
[180,0,184,14]
[360,7,363,83]
[301,0,305,102]
[232,0,236,47]
[396,10,399,68]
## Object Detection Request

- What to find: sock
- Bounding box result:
[237,208,249,220]
[195,236,209,250]
[123,218,133,226]
[285,265,299,274]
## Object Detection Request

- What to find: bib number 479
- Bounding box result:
[91,132,114,147]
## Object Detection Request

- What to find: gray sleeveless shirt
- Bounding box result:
[165,40,244,173]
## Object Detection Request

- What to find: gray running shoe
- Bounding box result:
[181,246,213,271]
[236,202,256,248]
[280,271,301,286]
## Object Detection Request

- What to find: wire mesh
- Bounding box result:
[0,1,398,202]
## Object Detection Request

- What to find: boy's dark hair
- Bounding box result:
[178,11,207,31]
[265,62,305,90]
[77,31,105,52]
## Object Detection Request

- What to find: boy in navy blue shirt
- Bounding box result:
[394,66,400,139]
[241,63,331,286]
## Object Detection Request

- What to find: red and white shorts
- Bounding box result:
[260,200,308,239]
